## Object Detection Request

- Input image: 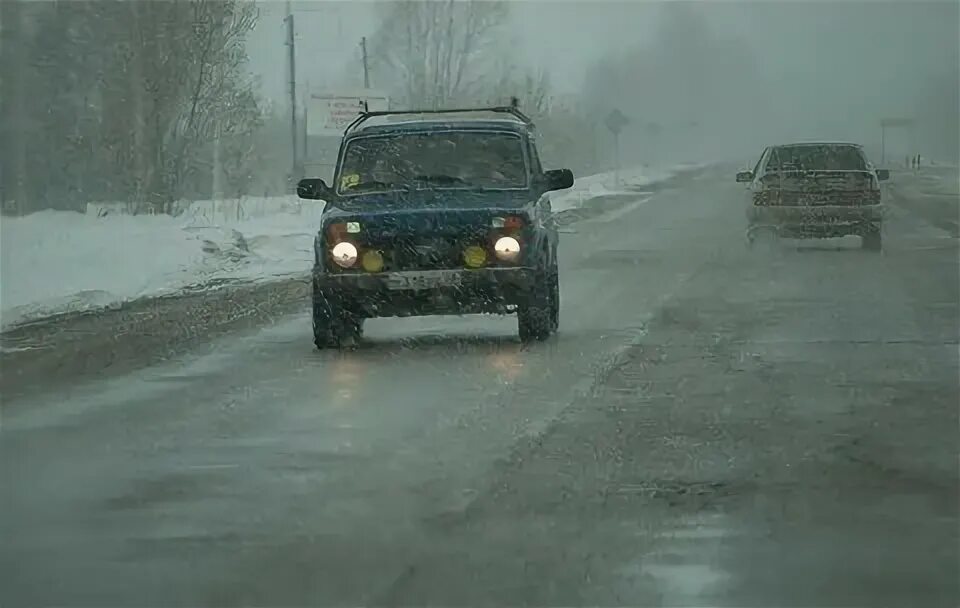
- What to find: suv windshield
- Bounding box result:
[769,145,867,171]
[337,131,528,194]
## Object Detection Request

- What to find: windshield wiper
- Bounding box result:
[413,174,469,186]
[412,174,501,191]
[347,180,410,193]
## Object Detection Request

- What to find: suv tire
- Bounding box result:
[312,296,362,350]
[518,263,558,342]
[862,226,882,251]
[747,226,777,250]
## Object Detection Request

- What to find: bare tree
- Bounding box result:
[0,0,30,213]
[369,0,510,109]
[0,0,262,215]
[140,0,259,210]
[486,58,552,114]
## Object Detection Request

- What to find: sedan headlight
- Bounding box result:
[330,241,358,268]
[493,236,521,262]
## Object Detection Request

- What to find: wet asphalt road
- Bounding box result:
[2,166,958,606]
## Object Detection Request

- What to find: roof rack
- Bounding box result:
[345,98,533,134]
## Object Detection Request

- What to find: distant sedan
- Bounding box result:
[737,142,890,250]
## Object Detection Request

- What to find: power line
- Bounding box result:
[285,1,298,183]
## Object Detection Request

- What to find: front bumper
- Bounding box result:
[314,267,538,317]
[748,204,883,237]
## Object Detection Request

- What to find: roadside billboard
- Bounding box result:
[306,90,389,137]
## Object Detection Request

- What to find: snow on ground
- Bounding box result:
[551,164,699,212]
[0,164,694,330]
[1,197,323,329]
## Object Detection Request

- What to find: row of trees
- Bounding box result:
[1,0,266,215]
[0,0,770,216]
[3,0,607,215]
[4,1,953,215]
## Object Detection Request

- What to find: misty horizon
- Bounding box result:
[248,0,959,166]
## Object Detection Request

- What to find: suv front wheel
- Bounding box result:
[862,225,882,251]
[518,264,559,342]
[313,295,363,349]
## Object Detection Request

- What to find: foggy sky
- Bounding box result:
[246,1,959,162]
[246,1,664,99]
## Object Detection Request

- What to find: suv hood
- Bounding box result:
[328,188,536,211]
[321,190,537,238]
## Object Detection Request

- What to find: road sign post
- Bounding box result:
[306,90,389,137]
[604,109,630,187]
[614,133,621,187]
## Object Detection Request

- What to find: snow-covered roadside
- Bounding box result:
[551,163,702,212]
[1,197,324,330]
[0,164,699,331]
[892,165,959,197]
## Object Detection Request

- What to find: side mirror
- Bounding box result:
[875,169,890,182]
[297,178,330,200]
[736,170,754,183]
[543,168,574,191]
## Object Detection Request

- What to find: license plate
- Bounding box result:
[385,270,463,291]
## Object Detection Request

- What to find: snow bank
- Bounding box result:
[551,163,699,212]
[0,164,699,330]
[1,197,325,329]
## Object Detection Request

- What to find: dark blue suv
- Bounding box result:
[297,105,574,348]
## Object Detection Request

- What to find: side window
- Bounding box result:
[764,147,782,173]
[753,148,769,177]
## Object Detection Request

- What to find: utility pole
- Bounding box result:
[285,1,298,184]
[212,124,224,200]
[881,123,886,165]
[604,109,630,189]
[360,36,370,89]
[613,132,621,188]
[2,0,29,214]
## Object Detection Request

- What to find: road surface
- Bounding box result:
[2,166,958,606]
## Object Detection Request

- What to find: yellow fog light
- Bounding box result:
[361,249,384,272]
[463,245,487,268]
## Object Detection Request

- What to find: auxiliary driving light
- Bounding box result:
[361,249,384,273]
[493,236,521,262]
[463,245,487,268]
[331,241,358,268]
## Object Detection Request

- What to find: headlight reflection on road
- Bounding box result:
[487,345,525,383]
[327,356,364,406]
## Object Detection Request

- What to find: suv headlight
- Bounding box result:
[494,236,521,262]
[331,241,358,268]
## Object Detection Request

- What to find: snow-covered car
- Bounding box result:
[296,104,575,348]
[737,142,890,250]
